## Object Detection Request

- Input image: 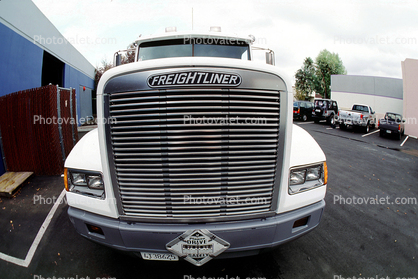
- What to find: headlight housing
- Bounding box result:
[289,162,327,195]
[64,168,105,199]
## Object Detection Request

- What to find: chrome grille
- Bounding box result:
[107,88,280,220]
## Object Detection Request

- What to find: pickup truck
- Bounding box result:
[337,104,376,133]
[378,112,405,139]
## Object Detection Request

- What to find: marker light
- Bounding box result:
[64,168,69,191]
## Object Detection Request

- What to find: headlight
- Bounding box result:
[289,162,327,195]
[87,175,104,190]
[64,168,105,199]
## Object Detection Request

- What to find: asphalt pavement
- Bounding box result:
[0,120,417,279]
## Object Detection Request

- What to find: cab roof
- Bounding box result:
[134,30,255,46]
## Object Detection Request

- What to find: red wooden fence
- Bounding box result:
[0,85,78,175]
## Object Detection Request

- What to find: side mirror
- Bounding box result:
[266,51,275,65]
[114,53,122,67]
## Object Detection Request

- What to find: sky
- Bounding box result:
[32,0,418,82]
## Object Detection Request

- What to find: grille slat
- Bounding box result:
[107,88,280,220]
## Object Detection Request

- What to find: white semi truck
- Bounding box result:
[64,28,328,266]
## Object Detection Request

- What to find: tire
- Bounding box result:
[302,114,308,122]
[329,114,335,125]
[397,132,401,140]
[364,124,370,133]
[314,118,319,124]
[339,123,346,130]
[379,130,384,137]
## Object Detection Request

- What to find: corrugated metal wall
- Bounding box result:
[0,85,78,175]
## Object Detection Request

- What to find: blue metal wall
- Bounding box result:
[63,64,95,125]
[0,22,94,175]
[0,22,44,176]
[0,23,43,97]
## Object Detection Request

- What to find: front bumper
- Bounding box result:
[68,200,325,259]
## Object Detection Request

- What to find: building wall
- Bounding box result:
[331,92,403,119]
[0,0,95,120]
[0,0,96,176]
[0,0,94,80]
[331,75,403,119]
[64,64,94,123]
[0,23,43,97]
[401,59,418,137]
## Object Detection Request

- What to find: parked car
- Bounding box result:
[312,99,338,125]
[293,101,314,122]
[378,112,405,139]
[337,104,376,133]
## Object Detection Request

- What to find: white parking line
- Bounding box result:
[0,189,66,267]
[296,121,314,125]
[326,127,339,130]
[362,129,380,137]
[400,136,410,147]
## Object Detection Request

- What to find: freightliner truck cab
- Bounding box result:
[64,27,327,266]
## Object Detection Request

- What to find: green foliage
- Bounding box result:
[314,49,347,99]
[295,50,347,100]
[295,57,317,100]
[294,87,307,101]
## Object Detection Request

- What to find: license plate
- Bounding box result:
[140,252,178,261]
[386,130,392,134]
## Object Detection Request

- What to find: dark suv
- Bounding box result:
[312,99,338,125]
[293,101,314,122]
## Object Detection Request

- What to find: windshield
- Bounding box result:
[137,39,250,61]
[386,113,402,122]
[352,105,369,112]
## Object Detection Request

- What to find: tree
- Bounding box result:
[314,49,347,99]
[120,43,136,64]
[94,43,137,89]
[294,50,347,100]
[294,87,307,101]
[94,59,113,89]
[295,57,317,100]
